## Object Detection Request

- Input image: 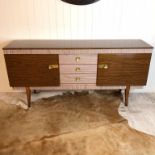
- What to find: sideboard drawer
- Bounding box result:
[61,74,96,84]
[4,54,60,86]
[59,54,97,64]
[60,65,97,74]
[97,53,151,86]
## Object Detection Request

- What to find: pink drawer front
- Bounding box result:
[60,65,97,74]
[59,54,97,64]
[61,74,96,84]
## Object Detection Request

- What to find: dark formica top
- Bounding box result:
[3,40,153,50]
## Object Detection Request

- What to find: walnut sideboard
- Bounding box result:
[3,40,153,107]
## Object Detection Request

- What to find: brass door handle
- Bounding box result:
[75,67,80,72]
[48,64,59,70]
[98,64,108,69]
[75,77,80,82]
[75,56,80,62]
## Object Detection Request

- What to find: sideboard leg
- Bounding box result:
[25,87,31,108]
[125,85,130,106]
[33,90,37,94]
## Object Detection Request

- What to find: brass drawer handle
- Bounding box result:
[75,67,80,72]
[98,64,108,69]
[48,64,59,70]
[75,56,80,62]
[75,77,80,82]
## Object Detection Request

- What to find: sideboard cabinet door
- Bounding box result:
[4,54,60,87]
[97,53,151,86]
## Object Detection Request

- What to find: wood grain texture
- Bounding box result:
[97,53,152,86]
[3,40,153,106]
[0,0,155,93]
[4,54,60,87]
[3,40,153,50]
[61,74,96,84]
[60,65,97,74]
[15,85,126,90]
[125,85,130,106]
[59,54,97,64]
[4,49,152,54]
[25,87,31,107]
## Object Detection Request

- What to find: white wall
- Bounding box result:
[0,0,155,92]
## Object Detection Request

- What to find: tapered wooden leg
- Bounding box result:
[25,87,31,107]
[125,85,130,106]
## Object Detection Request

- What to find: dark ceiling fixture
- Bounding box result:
[61,0,100,5]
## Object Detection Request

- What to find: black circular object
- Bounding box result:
[61,0,100,5]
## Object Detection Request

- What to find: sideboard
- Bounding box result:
[3,40,153,107]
